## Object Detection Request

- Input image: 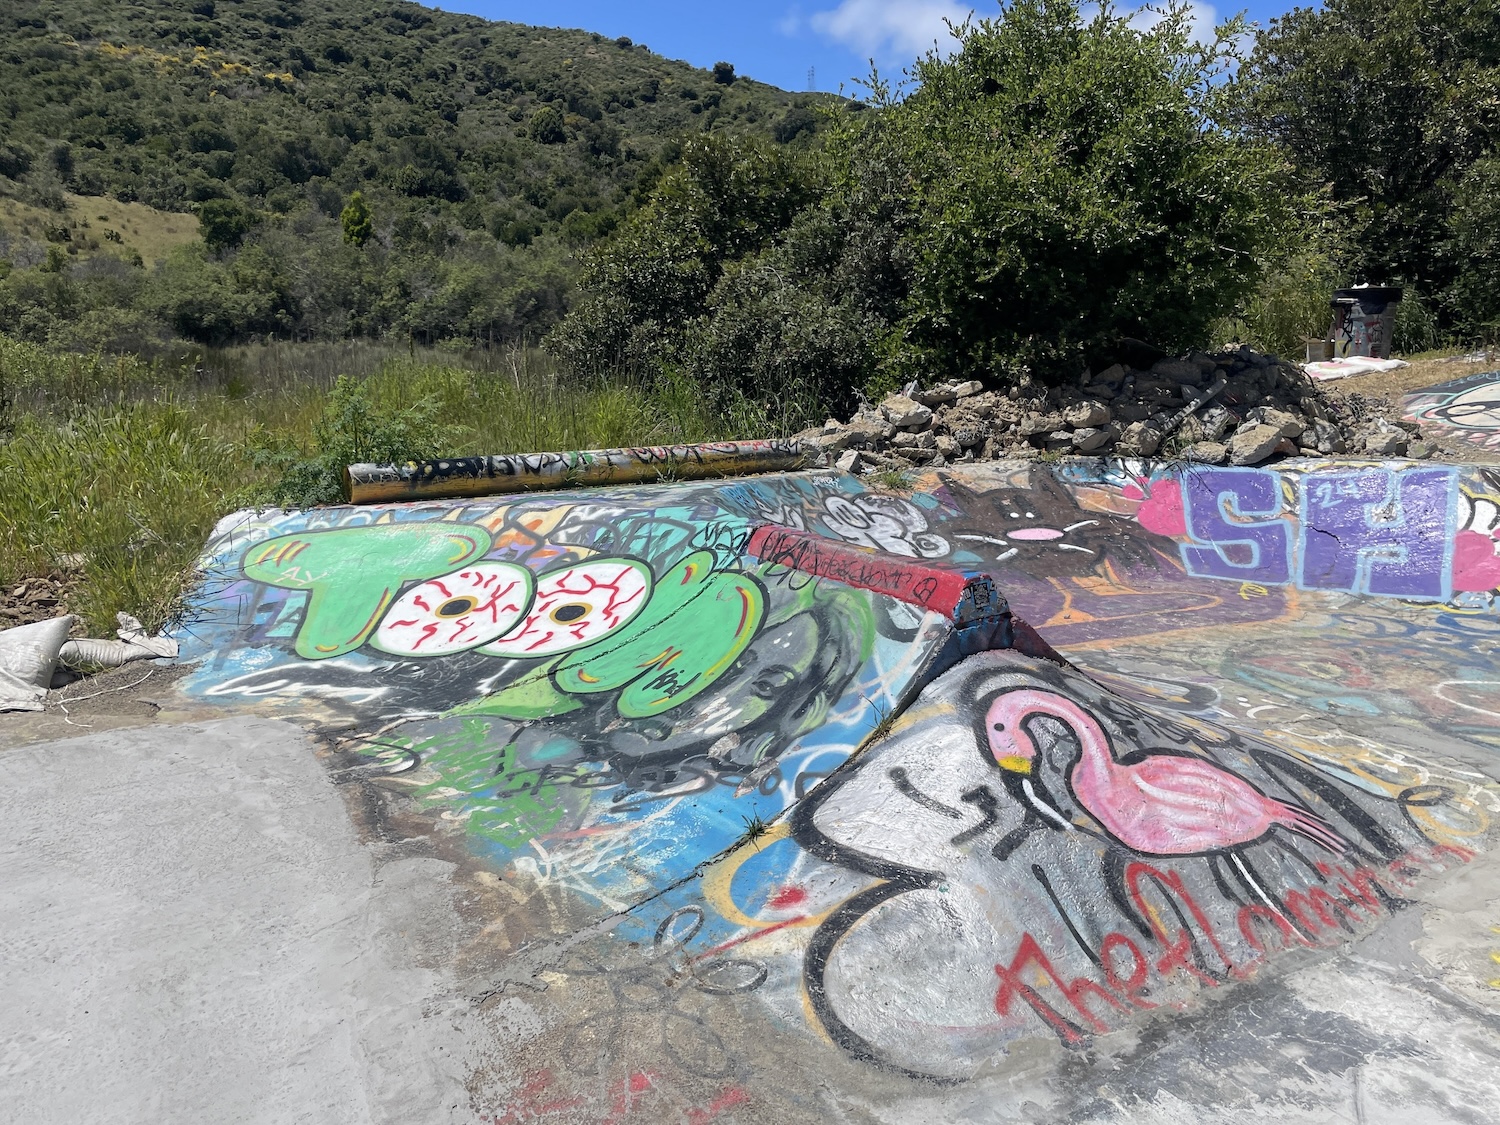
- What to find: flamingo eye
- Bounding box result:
[992,722,1005,731]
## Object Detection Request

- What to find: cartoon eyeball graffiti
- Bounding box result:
[478,559,652,658]
[372,562,535,656]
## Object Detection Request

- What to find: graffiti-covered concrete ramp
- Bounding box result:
[177,473,1045,914]
[120,458,1500,1119]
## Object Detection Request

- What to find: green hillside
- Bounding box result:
[0,0,835,350]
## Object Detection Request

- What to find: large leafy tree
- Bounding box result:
[554,0,1302,417]
[886,0,1299,380]
[1236,0,1500,326]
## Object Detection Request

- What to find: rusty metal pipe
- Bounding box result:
[344,439,808,503]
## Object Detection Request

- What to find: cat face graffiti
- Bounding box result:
[941,471,1173,578]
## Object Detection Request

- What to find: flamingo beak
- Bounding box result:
[993,753,1032,775]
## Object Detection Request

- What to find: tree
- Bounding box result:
[878,0,1300,382]
[197,198,256,253]
[712,61,736,85]
[554,0,1300,417]
[528,105,567,144]
[341,191,374,247]
[1236,0,1500,328]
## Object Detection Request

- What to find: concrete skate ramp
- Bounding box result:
[170,457,1500,1109]
[177,473,1049,912]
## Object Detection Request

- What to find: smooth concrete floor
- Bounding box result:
[0,719,469,1125]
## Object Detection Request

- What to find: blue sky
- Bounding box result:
[445,2,1305,93]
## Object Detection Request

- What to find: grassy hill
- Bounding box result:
[0,0,836,351]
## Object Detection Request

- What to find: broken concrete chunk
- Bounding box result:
[1116,421,1162,457]
[834,449,862,473]
[1363,430,1410,457]
[952,379,985,398]
[912,383,959,406]
[1228,423,1284,466]
[880,394,934,429]
[1071,425,1118,452]
[1064,400,1113,429]
[1152,358,1205,385]
[1182,441,1229,464]
[1018,411,1065,437]
[846,412,895,446]
[1245,406,1305,439]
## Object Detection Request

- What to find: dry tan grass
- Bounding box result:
[0,192,198,266]
[1324,350,1500,464]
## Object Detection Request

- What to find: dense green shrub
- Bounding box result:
[885,0,1299,382]
[555,0,1302,421]
[1235,0,1500,334]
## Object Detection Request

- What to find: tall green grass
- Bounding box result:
[0,335,768,634]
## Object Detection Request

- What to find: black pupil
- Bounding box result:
[554,603,589,622]
[437,598,474,617]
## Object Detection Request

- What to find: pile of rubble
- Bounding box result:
[797,345,1434,473]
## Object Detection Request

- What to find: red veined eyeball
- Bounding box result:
[372,561,535,656]
[478,558,652,658]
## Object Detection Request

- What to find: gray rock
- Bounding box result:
[1409,440,1439,459]
[1043,430,1075,452]
[934,434,960,458]
[1112,399,1153,424]
[1183,441,1229,464]
[912,383,959,406]
[1070,425,1118,453]
[1090,363,1126,385]
[1228,423,1284,465]
[1064,400,1113,428]
[1364,430,1409,457]
[966,392,1001,419]
[1188,351,1217,376]
[1244,407,1305,439]
[1115,421,1162,457]
[1018,411,1065,437]
[1299,396,1329,421]
[952,380,986,398]
[952,427,984,449]
[880,394,933,429]
[834,449,862,473]
[1200,406,1233,442]
[847,411,895,446]
[1312,419,1349,455]
[796,424,851,453]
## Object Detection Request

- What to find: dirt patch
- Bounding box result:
[1333,351,1500,464]
[1333,353,1499,402]
[0,662,206,749]
[0,575,86,632]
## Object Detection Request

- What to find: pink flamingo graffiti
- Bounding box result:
[985,687,1346,912]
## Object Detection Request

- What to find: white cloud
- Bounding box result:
[808,0,976,62]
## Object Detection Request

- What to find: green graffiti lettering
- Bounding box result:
[243,523,493,659]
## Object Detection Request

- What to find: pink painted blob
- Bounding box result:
[1008,527,1064,541]
[984,688,1346,857]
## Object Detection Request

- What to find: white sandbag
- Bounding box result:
[0,615,76,712]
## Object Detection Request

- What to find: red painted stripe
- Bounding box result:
[746,524,973,616]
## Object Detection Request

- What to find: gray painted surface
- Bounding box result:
[3,716,1500,1122]
[0,719,469,1125]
